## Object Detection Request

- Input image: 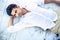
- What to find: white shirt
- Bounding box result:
[6,12,55,33]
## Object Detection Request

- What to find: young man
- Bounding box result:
[5,4,57,40]
[6,4,57,33]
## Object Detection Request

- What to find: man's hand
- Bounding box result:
[53,0,60,6]
[45,0,60,6]
[8,16,15,27]
[44,0,54,4]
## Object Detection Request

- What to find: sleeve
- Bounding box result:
[6,22,26,33]
[6,23,20,33]
[6,21,34,33]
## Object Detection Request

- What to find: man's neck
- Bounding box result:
[22,8,30,15]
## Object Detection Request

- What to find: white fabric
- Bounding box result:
[3,27,57,40]
[6,12,55,33]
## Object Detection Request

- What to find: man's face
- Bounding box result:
[11,6,23,17]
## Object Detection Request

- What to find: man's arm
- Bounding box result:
[44,0,53,4]
[44,0,60,6]
[53,0,60,6]
[8,16,14,27]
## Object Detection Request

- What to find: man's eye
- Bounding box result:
[15,10,17,13]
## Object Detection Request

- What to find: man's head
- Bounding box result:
[6,4,24,17]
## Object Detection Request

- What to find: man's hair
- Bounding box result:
[6,4,17,16]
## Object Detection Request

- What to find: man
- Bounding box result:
[5,4,57,39]
[4,0,59,40]
[6,4,56,33]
